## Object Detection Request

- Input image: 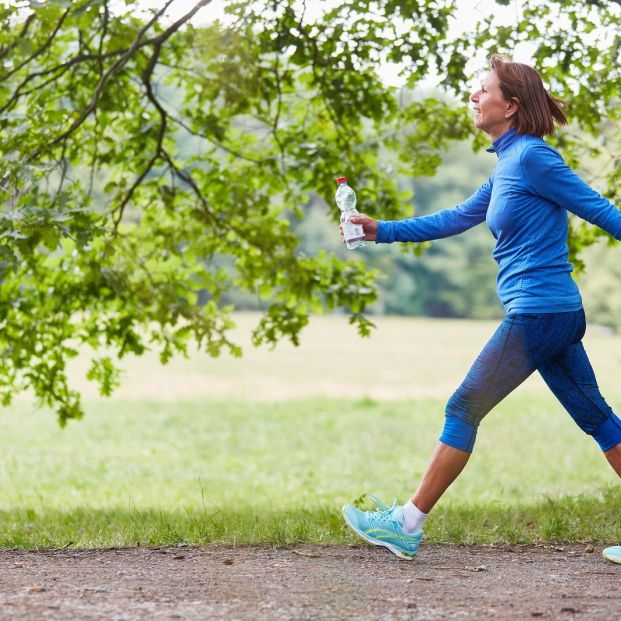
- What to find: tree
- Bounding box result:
[0,0,619,422]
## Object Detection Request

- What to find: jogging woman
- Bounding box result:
[341,55,621,563]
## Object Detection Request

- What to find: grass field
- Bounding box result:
[1,313,621,548]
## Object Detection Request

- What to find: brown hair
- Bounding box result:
[489,54,567,137]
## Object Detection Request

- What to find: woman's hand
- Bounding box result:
[340,214,379,242]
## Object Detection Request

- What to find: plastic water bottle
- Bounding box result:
[335,177,365,250]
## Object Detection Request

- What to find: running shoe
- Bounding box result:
[602,546,621,564]
[342,494,423,560]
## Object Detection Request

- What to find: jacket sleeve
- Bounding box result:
[520,143,621,240]
[376,177,492,243]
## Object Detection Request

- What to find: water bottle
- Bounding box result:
[335,177,365,250]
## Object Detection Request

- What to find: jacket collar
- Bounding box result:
[486,127,518,157]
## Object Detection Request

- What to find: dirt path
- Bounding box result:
[0,544,619,620]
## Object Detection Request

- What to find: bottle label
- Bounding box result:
[342,219,364,242]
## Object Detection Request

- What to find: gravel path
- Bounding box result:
[0,544,619,620]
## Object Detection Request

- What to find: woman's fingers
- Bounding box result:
[340,214,378,241]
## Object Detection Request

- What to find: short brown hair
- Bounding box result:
[489,54,567,137]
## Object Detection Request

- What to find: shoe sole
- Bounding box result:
[602,547,621,564]
[341,505,419,561]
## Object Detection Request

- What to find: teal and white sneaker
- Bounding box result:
[603,546,621,564]
[342,495,423,560]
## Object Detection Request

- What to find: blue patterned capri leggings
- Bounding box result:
[440,309,621,453]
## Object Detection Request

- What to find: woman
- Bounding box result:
[341,55,621,563]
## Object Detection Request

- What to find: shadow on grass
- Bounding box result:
[1,487,620,549]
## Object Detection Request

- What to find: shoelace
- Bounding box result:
[365,494,399,525]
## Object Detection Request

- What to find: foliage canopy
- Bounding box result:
[0,0,619,422]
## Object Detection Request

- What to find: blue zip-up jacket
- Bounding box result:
[377,128,621,314]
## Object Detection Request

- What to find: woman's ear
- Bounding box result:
[506,97,519,120]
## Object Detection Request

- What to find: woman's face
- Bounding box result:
[470,71,516,140]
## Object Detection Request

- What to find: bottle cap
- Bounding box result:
[335,176,347,184]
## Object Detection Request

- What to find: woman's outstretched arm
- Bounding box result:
[371,176,493,244]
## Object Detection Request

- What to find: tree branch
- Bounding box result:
[0,8,71,81]
[168,113,274,165]
[36,0,176,157]
[160,148,218,227]
[110,0,214,228]
[112,36,169,229]
[583,0,621,7]
[0,12,37,60]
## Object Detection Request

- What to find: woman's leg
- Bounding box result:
[410,312,587,516]
[604,443,621,478]
[538,338,621,563]
[408,314,547,515]
[343,311,587,559]
[537,337,621,468]
[411,442,471,514]
[342,315,521,558]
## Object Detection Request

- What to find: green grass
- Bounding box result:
[1,394,620,548]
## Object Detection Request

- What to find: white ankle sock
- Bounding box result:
[402,500,428,534]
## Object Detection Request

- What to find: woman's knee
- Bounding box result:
[446,390,486,428]
[439,415,478,453]
[591,413,621,452]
